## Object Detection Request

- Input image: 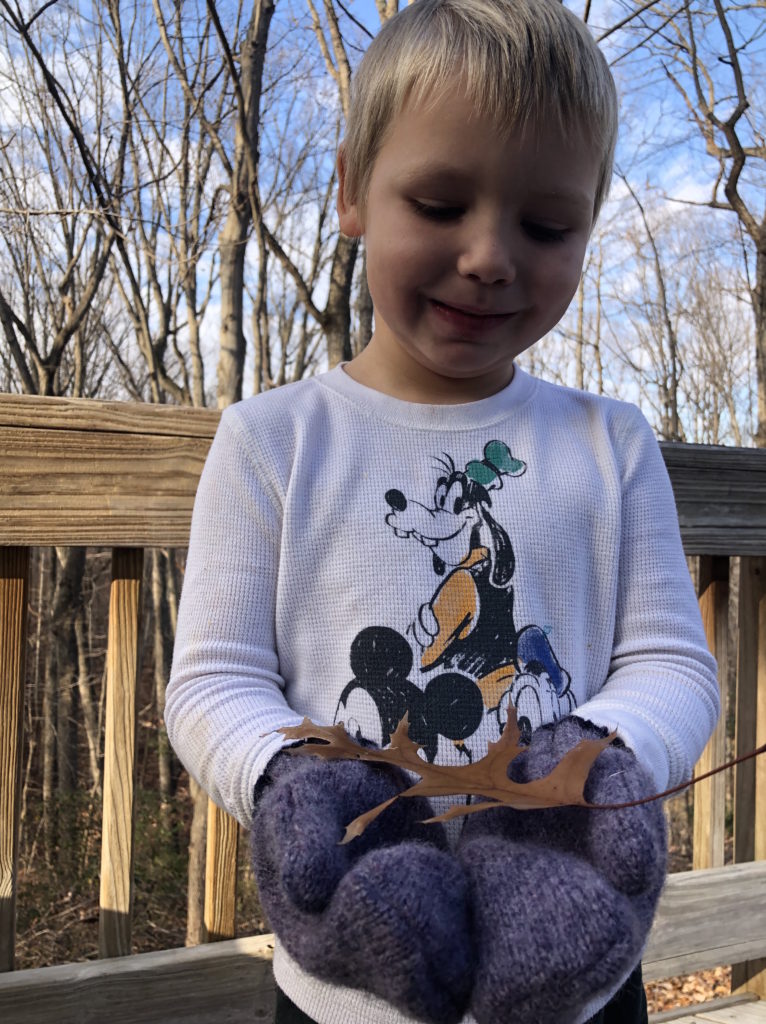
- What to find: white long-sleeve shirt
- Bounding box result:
[166,363,719,1024]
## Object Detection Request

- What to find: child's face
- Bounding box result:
[338,86,601,402]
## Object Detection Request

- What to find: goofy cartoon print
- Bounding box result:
[335,441,574,762]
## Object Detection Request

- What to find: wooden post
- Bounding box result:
[99,549,143,959]
[758,570,766,866]
[203,801,238,942]
[0,547,29,973]
[693,555,729,870]
[732,555,766,997]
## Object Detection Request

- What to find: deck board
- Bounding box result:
[2,862,765,1022]
[0,934,275,1023]
[651,1006,766,1024]
[2,393,765,551]
[661,1008,766,1023]
[695,1006,766,1022]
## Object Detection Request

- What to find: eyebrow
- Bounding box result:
[399,163,594,211]
[527,189,595,212]
[399,164,473,188]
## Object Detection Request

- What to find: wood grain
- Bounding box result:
[0,392,221,437]
[99,549,143,959]
[654,1009,766,1024]
[756,574,766,866]
[643,861,766,981]
[0,548,29,973]
[660,443,766,555]
[204,802,238,942]
[0,426,213,546]
[693,556,729,870]
[652,1012,766,1024]
[693,1008,766,1023]
[2,863,766,1022]
[2,397,766,1002]
[732,557,766,999]
[0,396,764,551]
[648,995,760,1024]
[734,558,763,864]
[0,933,275,1024]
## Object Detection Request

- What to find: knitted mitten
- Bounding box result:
[250,750,474,1024]
[457,716,667,1024]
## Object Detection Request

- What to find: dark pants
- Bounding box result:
[586,963,648,1024]
[273,963,648,1023]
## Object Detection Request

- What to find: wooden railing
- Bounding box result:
[1,393,765,1008]
[0,394,223,969]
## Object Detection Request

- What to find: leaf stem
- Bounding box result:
[589,742,766,810]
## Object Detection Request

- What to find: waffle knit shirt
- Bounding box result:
[166,364,719,1024]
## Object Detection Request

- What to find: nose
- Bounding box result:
[385,489,407,512]
[457,220,516,285]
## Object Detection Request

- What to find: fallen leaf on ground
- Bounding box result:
[645,966,731,1013]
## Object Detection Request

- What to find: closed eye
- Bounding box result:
[523,221,567,243]
[411,200,463,222]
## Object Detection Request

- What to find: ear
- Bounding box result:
[481,507,515,588]
[336,144,364,238]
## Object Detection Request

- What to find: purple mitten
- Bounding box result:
[251,750,474,1023]
[457,716,667,1024]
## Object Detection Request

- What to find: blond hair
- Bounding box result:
[342,0,618,220]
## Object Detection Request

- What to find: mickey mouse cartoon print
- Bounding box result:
[335,441,574,761]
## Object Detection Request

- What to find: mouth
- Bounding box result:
[429,299,517,331]
[435,300,515,317]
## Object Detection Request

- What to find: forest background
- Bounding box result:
[0,0,763,1005]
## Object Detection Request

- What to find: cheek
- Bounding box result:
[538,247,587,306]
[366,235,435,308]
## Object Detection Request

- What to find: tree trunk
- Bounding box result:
[354,245,374,356]
[42,550,56,864]
[325,233,357,367]
[217,200,249,405]
[151,550,173,827]
[593,250,604,395]
[216,0,275,407]
[56,656,76,796]
[575,273,585,391]
[53,547,86,798]
[74,606,101,795]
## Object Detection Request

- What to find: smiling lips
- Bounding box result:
[430,298,517,331]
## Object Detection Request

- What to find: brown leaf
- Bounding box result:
[278,709,616,842]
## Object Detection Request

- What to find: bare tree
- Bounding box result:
[619,175,684,441]
[206,0,275,406]
[620,1,766,444]
[682,227,754,444]
[0,6,121,397]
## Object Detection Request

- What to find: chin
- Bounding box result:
[425,356,513,383]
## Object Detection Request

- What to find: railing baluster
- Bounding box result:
[0,395,764,1008]
[99,548,143,959]
[732,555,766,997]
[204,801,238,942]
[0,547,29,973]
[693,555,729,870]
[734,556,765,862]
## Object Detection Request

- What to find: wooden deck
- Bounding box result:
[1,861,764,1023]
[656,1004,766,1022]
[1,394,765,1022]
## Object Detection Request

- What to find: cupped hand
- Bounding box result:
[250,751,474,1024]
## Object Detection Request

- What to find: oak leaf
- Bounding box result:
[277,709,616,844]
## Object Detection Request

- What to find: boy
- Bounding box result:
[166,2,720,1022]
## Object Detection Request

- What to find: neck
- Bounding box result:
[344,347,515,405]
